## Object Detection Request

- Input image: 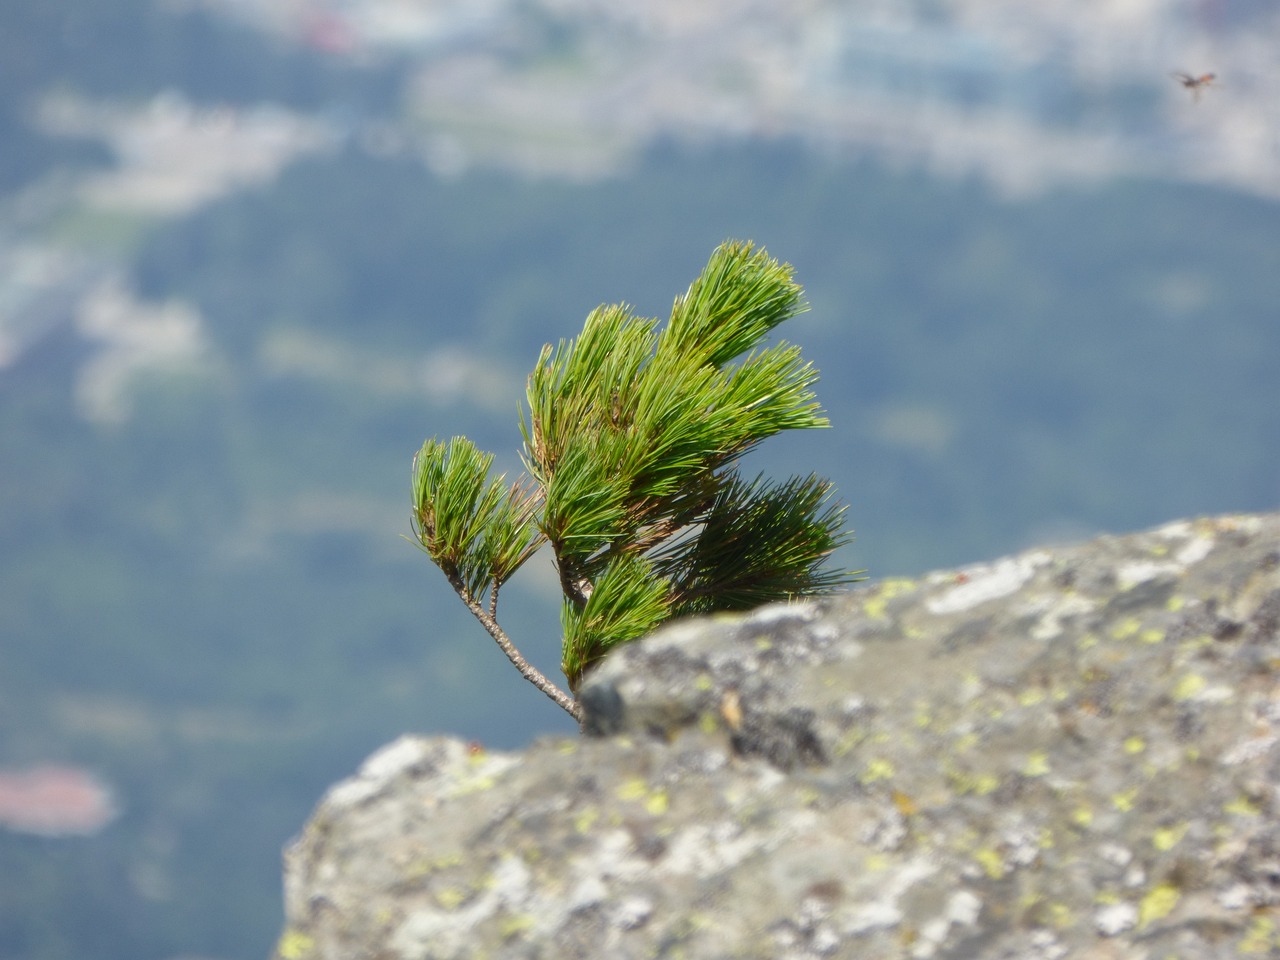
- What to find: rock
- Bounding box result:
[274,513,1280,960]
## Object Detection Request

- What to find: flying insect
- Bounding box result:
[1172,72,1217,101]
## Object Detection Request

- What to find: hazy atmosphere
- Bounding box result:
[1,1,1277,957]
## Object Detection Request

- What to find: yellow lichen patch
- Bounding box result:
[861,758,895,783]
[1124,736,1146,755]
[1110,617,1142,641]
[914,703,933,729]
[1224,795,1261,817]
[1071,804,1094,828]
[408,851,464,877]
[1019,688,1046,707]
[1139,628,1165,644]
[435,887,467,910]
[617,778,649,801]
[797,786,822,807]
[831,728,867,758]
[1239,915,1279,955]
[1047,902,1074,929]
[1152,823,1189,852]
[1173,673,1207,701]
[1078,632,1100,651]
[975,847,1005,879]
[974,773,1002,795]
[1112,787,1140,812]
[499,913,536,938]
[573,806,599,834]
[1166,595,1185,612]
[862,578,916,619]
[1138,883,1180,928]
[947,769,1001,796]
[454,773,498,795]
[276,930,315,960]
[1023,751,1050,777]
[616,778,667,816]
[864,852,891,872]
[694,673,714,691]
[645,789,669,816]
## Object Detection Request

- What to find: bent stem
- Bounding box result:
[444,571,582,722]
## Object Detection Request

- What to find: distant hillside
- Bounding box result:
[1,3,1278,960]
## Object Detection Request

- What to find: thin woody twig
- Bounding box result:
[446,571,582,722]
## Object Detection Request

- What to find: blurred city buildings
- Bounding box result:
[3,0,1276,380]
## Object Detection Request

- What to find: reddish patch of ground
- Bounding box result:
[0,764,118,837]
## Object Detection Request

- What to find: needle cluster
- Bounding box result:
[411,241,862,721]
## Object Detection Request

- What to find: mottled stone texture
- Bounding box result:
[275,513,1280,960]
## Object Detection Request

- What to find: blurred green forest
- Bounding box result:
[5,142,1279,960]
[1,3,1278,960]
[133,140,1280,570]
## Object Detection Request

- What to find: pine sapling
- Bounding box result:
[410,241,863,722]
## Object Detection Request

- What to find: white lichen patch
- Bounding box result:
[913,889,983,958]
[745,600,820,627]
[662,820,769,876]
[1174,535,1214,566]
[324,736,446,810]
[1115,560,1181,589]
[842,855,939,935]
[927,553,1050,615]
[1094,901,1137,936]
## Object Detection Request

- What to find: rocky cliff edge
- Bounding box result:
[274,512,1280,960]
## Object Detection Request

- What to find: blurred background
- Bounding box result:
[1,1,1277,957]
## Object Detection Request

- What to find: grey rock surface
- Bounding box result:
[274,513,1280,960]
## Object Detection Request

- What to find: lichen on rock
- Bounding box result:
[275,513,1280,959]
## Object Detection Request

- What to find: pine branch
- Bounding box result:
[665,240,808,367]
[410,240,863,721]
